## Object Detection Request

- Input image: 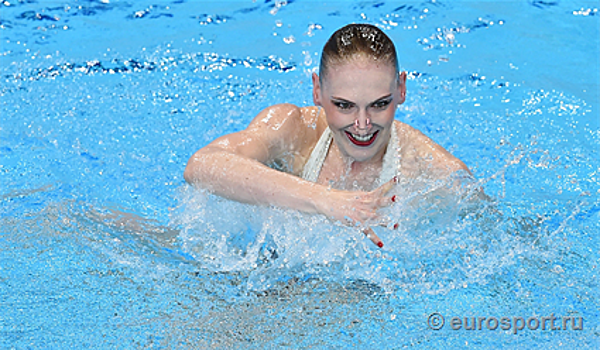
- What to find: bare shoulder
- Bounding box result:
[248,104,313,125]
[220,104,321,172]
[247,103,301,129]
[395,121,470,175]
[185,104,325,181]
[248,103,323,140]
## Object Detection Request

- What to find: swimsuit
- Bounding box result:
[300,122,400,186]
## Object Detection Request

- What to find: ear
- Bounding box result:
[397,71,407,105]
[312,72,322,106]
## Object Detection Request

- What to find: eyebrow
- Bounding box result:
[330,94,393,105]
[370,95,393,105]
[330,97,353,103]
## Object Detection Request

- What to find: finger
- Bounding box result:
[373,176,398,196]
[375,221,399,230]
[375,194,397,208]
[363,227,384,248]
[374,216,391,227]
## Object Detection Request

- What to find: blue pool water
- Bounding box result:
[1,0,599,348]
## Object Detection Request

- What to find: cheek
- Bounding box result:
[372,107,396,122]
[324,109,352,127]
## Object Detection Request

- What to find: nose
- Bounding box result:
[354,110,371,131]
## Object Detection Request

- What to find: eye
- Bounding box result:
[333,101,353,111]
[371,99,392,110]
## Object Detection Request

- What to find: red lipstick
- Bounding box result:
[345,130,379,147]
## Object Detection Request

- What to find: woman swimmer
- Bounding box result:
[184,24,470,248]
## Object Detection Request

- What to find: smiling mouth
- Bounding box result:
[345,130,379,147]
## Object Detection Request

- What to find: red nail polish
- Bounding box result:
[377,242,384,248]
[393,176,398,183]
[393,223,399,230]
[391,195,396,202]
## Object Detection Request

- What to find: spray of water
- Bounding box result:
[171,167,557,295]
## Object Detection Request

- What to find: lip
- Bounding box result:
[345,130,379,147]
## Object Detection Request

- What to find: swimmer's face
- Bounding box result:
[312,58,406,163]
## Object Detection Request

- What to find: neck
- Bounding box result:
[336,133,389,171]
[328,142,387,191]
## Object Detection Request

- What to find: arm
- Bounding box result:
[185,104,318,211]
[185,144,325,214]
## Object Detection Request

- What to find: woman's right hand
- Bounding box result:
[314,176,398,248]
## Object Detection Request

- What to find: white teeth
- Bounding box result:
[351,133,374,142]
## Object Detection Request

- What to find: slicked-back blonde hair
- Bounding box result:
[319,23,399,82]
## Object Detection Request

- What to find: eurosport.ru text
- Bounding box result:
[427,312,583,334]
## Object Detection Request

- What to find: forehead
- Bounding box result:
[321,59,397,101]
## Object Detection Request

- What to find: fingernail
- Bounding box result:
[377,242,384,248]
[393,223,399,230]
[391,195,396,202]
[393,176,398,183]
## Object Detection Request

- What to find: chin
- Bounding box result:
[340,131,388,163]
[343,143,385,163]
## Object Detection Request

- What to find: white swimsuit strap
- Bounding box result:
[378,122,400,186]
[300,126,333,182]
